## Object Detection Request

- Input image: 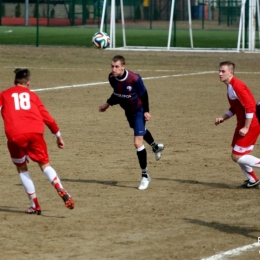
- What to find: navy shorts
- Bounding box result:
[125,108,146,136]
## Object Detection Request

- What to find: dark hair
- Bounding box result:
[219,61,235,70]
[112,55,125,65]
[14,68,31,85]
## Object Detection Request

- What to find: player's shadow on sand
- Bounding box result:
[154,178,232,189]
[61,178,137,189]
[184,218,259,239]
[0,206,24,214]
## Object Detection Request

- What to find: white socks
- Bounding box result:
[43,166,63,189]
[237,155,260,182]
[136,145,145,152]
[19,171,35,194]
[237,155,260,168]
[19,171,37,208]
[239,164,256,182]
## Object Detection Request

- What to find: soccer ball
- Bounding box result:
[92,32,110,49]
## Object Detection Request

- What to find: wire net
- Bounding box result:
[0,0,259,51]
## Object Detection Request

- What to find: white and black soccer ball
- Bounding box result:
[92,31,110,49]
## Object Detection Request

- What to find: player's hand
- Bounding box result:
[99,103,110,112]
[215,118,224,125]
[144,112,151,121]
[239,127,249,137]
[57,136,65,149]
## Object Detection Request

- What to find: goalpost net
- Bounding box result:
[99,0,260,53]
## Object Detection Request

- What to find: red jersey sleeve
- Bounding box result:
[0,86,60,139]
[228,77,258,129]
[232,77,256,117]
[36,95,60,135]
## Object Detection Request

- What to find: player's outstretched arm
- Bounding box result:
[215,118,224,125]
[215,113,230,125]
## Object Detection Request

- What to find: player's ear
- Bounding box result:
[27,81,30,87]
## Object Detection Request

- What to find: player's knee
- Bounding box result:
[134,142,140,149]
[16,163,28,173]
[38,162,50,172]
[134,141,143,149]
[231,153,240,162]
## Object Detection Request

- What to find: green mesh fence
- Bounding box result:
[0,0,259,49]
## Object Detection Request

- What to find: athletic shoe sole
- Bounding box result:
[246,180,260,188]
[25,207,41,215]
[138,174,151,190]
[238,180,260,189]
[57,189,75,209]
[153,144,165,161]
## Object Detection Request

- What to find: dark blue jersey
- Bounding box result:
[107,70,149,113]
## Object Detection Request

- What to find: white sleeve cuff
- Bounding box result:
[55,131,61,137]
[226,110,234,117]
[245,112,253,118]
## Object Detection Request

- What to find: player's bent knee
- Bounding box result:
[231,153,241,162]
[16,163,28,173]
[39,162,51,172]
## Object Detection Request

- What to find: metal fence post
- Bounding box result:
[0,0,2,26]
[25,0,29,26]
[82,0,87,25]
[36,0,39,46]
[47,0,50,26]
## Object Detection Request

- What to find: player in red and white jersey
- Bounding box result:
[215,61,260,188]
[0,68,74,214]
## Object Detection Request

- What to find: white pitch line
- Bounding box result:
[236,72,260,74]
[143,71,215,80]
[31,71,215,92]
[2,66,184,72]
[3,66,104,71]
[201,242,260,260]
[32,81,108,92]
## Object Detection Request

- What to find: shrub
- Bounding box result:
[33,4,37,18]
[15,3,21,18]
[86,6,89,19]
[153,7,160,20]
[1,4,5,17]
[50,8,55,18]
[42,7,46,18]
[135,4,141,20]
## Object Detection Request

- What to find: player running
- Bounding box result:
[99,55,164,190]
[0,68,74,214]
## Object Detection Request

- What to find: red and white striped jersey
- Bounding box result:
[226,77,258,129]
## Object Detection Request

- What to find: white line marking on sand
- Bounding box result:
[32,71,215,92]
[32,81,108,92]
[201,242,260,260]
